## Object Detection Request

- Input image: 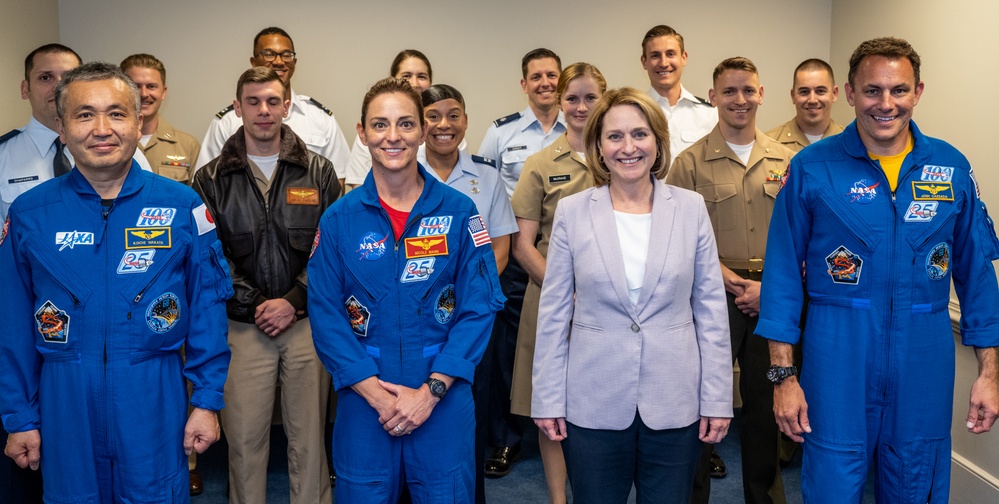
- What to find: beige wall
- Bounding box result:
[54,0,830,153]
[0,0,60,133]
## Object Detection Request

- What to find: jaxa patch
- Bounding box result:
[117,249,156,274]
[357,232,388,261]
[405,236,449,259]
[56,231,94,251]
[912,182,954,201]
[136,207,176,227]
[401,258,435,283]
[434,284,456,324]
[146,292,180,333]
[0,215,8,247]
[35,300,69,343]
[825,246,863,285]
[925,243,950,280]
[345,296,370,337]
[904,202,938,222]
[846,179,880,204]
[417,215,453,237]
[919,165,954,183]
[193,203,216,236]
[126,227,172,249]
[309,229,320,259]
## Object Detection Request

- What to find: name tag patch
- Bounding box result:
[404,236,449,259]
[904,202,938,222]
[7,175,38,184]
[35,300,69,343]
[126,227,172,249]
[919,165,954,182]
[56,231,94,251]
[117,249,156,274]
[912,182,954,201]
[287,187,319,205]
[825,245,863,285]
[417,215,452,237]
[136,207,176,226]
[548,174,571,184]
[401,258,435,283]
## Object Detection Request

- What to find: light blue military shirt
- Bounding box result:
[418,149,518,239]
[476,107,566,197]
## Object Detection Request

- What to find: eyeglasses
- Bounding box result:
[256,50,296,62]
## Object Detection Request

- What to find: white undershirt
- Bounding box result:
[577,151,586,161]
[726,140,754,166]
[804,133,823,145]
[614,211,653,306]
[139,134,153,148]
[247,153,280,181]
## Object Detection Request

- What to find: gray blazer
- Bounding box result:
[531,179,733,430]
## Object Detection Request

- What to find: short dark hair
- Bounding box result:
[120,53,167,84]
[793,58,835,86]
[848,37,920,86]
[712,57,759,85]
[521,48,561,79]
[253,27,294,53]
[391,49,433,82]
[421,84,465,109]
[24,43,81,81]
[236,67,286,101]
[360,78,424,128]
[641,25,685,56]
[55,62,139,120]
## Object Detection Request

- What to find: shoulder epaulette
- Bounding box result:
[308,98,333,116]
[471,155,495,166]
[0,129,23,145]
[493,111,522,128]
[215,104,235,119]
[693,95,712,106]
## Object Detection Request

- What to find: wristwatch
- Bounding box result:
[425,377,447,399]
[766,365,799,385]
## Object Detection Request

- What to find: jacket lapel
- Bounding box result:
[636,179,675,316]
[590,186,635,316]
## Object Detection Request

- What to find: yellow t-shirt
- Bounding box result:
[869,134,914,192]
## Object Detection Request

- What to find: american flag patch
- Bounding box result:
[468,214,491,247]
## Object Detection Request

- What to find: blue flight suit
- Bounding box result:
[0,162,232,503]
[308,165,505,503]
[756,121,999,503]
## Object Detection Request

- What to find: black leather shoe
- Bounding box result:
[709,451,727,479]
[484,446,522,478]
[189,470,204,496]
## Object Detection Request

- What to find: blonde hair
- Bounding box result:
[555,62,607,101]
[583,88,670,187]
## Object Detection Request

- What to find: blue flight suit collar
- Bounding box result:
[66,159,145,199]
[356,163,446,218]
[839,119,930,166]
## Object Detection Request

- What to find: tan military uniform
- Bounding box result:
[140,118,201,184]
[508,134,594,416]
[765,118,844,153]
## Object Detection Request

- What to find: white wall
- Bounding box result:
[54,0,830,153]
[0,0,60,133]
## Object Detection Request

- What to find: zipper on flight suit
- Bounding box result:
[384,208,422,364]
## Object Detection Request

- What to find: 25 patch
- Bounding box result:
[405,236,449,259]
[136,207,176,226]
[117,249,156,274]
[35,300,69,343]
[825,246,863,285]
[417,215,452,237]
[912,182,954,201]
[904,202,938,222]
[401,258,435,283]
[126,227,172,249]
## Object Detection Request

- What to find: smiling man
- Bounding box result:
[196,27,349,187]
[667,57,795,504]
[641,25,717,165]
[192,67,340,504]
[757,37,999,503]
[767,58,844,152]
[0,61,232,503]
[121,54,201,185]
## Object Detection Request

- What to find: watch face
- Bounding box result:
[427,379,446,397]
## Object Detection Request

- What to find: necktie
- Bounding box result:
[53,138,72,177]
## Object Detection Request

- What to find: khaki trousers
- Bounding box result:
[222,319,331,504]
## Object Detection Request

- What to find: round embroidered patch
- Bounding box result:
[925,242,950,281]
[146,292,181,333]
[434,284,456,324]
[357,232,388,261]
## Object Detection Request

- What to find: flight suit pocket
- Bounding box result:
[879,438,943,503]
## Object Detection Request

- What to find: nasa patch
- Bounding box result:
[56,231,95,251]
[925,243,950,281]
[345,295,370,337]
[136,207,176,227]
[434,284,456,324]
[146,292,181,333]
[825,246,863,285]
[919,165,954,183]
[357,232,388,261]
[846,179,880,204]
[904,202,938,222]
[117,249,156,274]
[35,300,69,344]
[401,258,435,283]
[417,215,453,237]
